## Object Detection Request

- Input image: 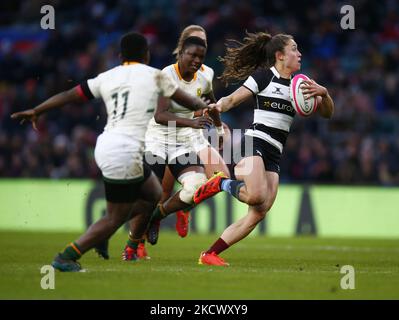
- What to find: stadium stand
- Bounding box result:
[0,0,398,185]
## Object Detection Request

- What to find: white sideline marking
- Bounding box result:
[238,244,399,253]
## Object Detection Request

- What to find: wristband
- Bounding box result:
[216,126,225,135]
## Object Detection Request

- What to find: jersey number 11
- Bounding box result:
[111,91,130,120]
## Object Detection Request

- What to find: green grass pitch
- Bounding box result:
[0,231,398,299]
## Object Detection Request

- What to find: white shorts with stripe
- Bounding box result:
[145,129,208,161]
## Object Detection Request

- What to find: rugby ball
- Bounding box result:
[290,74,318,116]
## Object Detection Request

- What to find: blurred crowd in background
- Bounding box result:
[0,0,398,185]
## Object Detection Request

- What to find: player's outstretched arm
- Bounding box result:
[10,86,87,130]
[154,96,213,129]
[170,88,208,111]
[210,86,252,113]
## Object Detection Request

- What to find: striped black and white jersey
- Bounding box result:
[243,66,295,153]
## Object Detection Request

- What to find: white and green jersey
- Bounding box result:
[146,63,213,140]
[80,62,178,143]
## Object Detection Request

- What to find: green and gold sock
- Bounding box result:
[151,203,167,221]
[59,242,82,261]
[127,232,141,249]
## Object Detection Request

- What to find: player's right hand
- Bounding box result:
[190,116,213,129]
[208,102,222,113]
[11,109,39,131]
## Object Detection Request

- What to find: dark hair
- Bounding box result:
[120,32,148,62]
[181,36,207,53]
[219,32,293,85]
[173,25,207,59]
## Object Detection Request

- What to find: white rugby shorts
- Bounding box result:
[95,132,144,182]
[191,129,210,153]
[144,125,210,162]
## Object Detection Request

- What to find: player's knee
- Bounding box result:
[252,199,273,217]
[253,208,267,221]
[178,172,207,204]
[105,205,132,228]
[246,192,267,206]
[152,187,162,204]
[106,215,125,229]
[143,174,162,204]
[143,188,161,206]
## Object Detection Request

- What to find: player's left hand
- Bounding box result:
[301,79,328,99]
[11,109,39,131]
[190,116,213,129]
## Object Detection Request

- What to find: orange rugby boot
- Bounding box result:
[193,172,227,204]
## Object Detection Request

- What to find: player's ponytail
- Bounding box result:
[219,32,293,86]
